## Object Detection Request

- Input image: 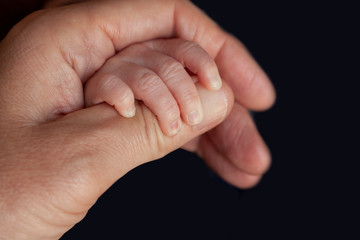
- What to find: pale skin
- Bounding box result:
[85,38,222,136]
[0,0,276,239]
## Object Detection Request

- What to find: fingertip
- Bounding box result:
[214,35,277,111]
[111,89,136,118]
[220,81,235,118]
[208,74,222,90]
[165,118,181,137]
[199,134,264,190]
[265,84,277,110]
[118,104,136,118]
[199,60,222,91]
[247,141,272,175]
[155,102,181,137]
[186,109,203,126]
[232,174,263,189]
[250,71,277,111]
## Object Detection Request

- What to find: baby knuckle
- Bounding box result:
[137,71,160,91]
[200,55,216,69]
[161,100,180,118]
[159,59,183,80]
[96,74,117,92]
[182,91,199,105]
[118,88,134,105]
[177,40,199,56]
[115,43,147,60]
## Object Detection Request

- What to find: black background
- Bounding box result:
[1,0,358,239]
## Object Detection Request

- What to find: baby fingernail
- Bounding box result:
[210,74,222,90]
[169,119,180,136]
[187,110,201,125]
[123,105,136,118]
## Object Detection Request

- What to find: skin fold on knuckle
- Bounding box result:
[176,40,199,64]
[194,49,217,75]
[158,59,184,81]
[158,96,180,121]
[115,87,134,108]
[136,71,161,92]
[181,91,200,111]
[94,73,117,93]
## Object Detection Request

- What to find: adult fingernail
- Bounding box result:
[187,110,202,125]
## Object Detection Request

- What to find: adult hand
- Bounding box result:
[0,0,275,239]
[43,0,276,109]
[44,0,276,189]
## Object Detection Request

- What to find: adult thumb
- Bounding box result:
[50,82,233,197]
[0,81,232,240]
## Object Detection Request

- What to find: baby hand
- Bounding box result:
[84,38,222,136]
